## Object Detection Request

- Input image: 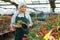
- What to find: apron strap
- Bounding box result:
[16,13,26,18]
[16,13,30,23]
[16,14,19,17]
[24,13,26,18]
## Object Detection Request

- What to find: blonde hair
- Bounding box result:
[18,2,26,10]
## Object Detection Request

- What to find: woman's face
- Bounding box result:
[19,5,27,13]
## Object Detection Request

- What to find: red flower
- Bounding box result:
[56,31,60,35]
[42,29,50,34]
[52,25,57,28]
[22,37,28,40]
[38,33,43,38]
[48,36,55,40]
[52,18,56,21]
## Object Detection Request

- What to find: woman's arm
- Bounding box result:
[10,14,17,27]
[27,13,33,27]
[10,14,17,31]
[10,13,22,29]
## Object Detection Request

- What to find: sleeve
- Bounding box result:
[27,14,33,26]
[10,14,17,27]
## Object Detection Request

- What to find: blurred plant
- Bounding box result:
[27,14,60,40]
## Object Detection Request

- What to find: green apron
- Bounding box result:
[15,14,30,40]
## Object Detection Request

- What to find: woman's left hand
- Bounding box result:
[26,24,31,28]
[24,34,27,36]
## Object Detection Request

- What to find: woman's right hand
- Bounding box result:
[10,24,22,31]
[13,24,22,28]
[10,25,16,31]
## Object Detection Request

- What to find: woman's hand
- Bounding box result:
[26,24,31,28]
[24,34,27,36]
[10,25,16,31]
[13,24,22,28]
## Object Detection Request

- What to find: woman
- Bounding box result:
[10,2,33,40]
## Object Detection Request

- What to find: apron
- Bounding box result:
[15,13,30,40]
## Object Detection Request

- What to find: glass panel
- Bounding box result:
[13,0,25,4]
[39,0,49,3]
[32,0,38,1]
[24,0,32,4]
[55,0,60,3]
[0,6,16,8]
[55,8,60,13]
[27,4,50,8]
[35,8,50,12]
[0,1,11,4]
[0,0,60,13]
[56,4,60,7]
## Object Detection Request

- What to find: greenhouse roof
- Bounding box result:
[0,0,60,13]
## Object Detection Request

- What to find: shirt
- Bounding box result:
[10,11,33,27]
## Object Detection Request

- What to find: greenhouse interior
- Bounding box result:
[0,0,60,40]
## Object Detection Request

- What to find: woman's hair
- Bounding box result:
[18,2,26,10]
